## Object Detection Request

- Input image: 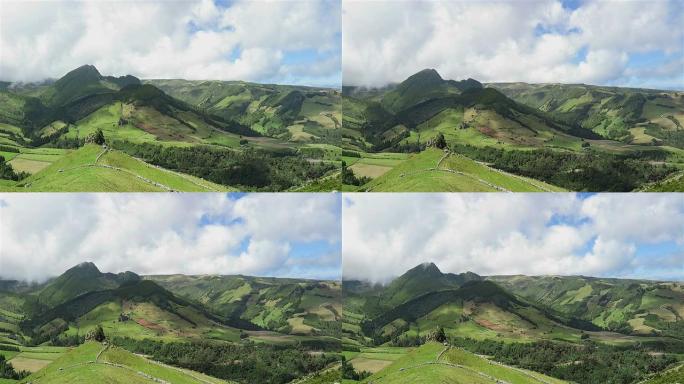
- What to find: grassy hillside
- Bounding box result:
[488,275,684,338]
[20,341,228,384]
[0,144,231,191]
[354,148,564,192]
[146,79,341,144]
[353,342,567,384]
[147,275,342,338]
[490,82,684,147]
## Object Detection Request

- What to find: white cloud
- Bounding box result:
[0,0,341,86]
[342,193,684,283]
[0,193,341,282]
[342,0,684,89]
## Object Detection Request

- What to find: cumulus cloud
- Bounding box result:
[342,194,684,283]
[0,0,341,87]
[342,0,684,89]
[0,193,341,282]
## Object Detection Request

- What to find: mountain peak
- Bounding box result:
[56,65,102,87]
[403,68,443,87]
[67,261,101,276]
[402,262,442,278]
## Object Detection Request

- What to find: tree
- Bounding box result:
[434,133,447,149]
[93,129,105,145]
[86,325,106,342]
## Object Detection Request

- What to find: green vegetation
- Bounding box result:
[349,342,567,384]
[0,64,342,191]
[451,337,677,384]
[114,336,337,384]
[21,341,228,384]
[0,263,341,383]
[0,144,231,192]
[354,148,563,192]
[342,69,684,191]
[343,263,684,383]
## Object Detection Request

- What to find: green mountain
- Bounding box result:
[0,263,342,384]
[344,263,684,346]
[341,69,683,191]
[341,264,684,384]
[490,82,684,146]
[342,68,589,153]
[0,65,341,192]
[147,274,341,338]
[36,262,140,307]
[488,274,684,337]
[146,79,341,142]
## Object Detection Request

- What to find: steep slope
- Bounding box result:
[0,66,257,141]
[36,262,140,308]
[374,263,478,309]
[22,341,228,384]
[342,69,594,152]
[0,144,231,192]
[38,65,139,107]
[22,278,240,344]
[490,82,684,146]
[147,275,341,337]
[146,79,341,142]
[488,275,684,337]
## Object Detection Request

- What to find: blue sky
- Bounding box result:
[343,193,684,283]
[0,193,341,282]
[1,0,341,87]
[343,0,684,90]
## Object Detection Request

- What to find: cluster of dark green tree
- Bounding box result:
[112,336,338,384]
[451,337,678,384]
[0,354,29,380]
[451,144,674,191]
[111,140,336,190]
[0,155,28,180]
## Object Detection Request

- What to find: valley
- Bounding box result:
[0,263,342,384]
[341,263,684,384]
[0,65,342,192]
[341,69,684,191]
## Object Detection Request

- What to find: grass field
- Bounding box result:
[0,144,232,192]
[357,148,564,192]
[356,342,568,384]
[22,342,229,384]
